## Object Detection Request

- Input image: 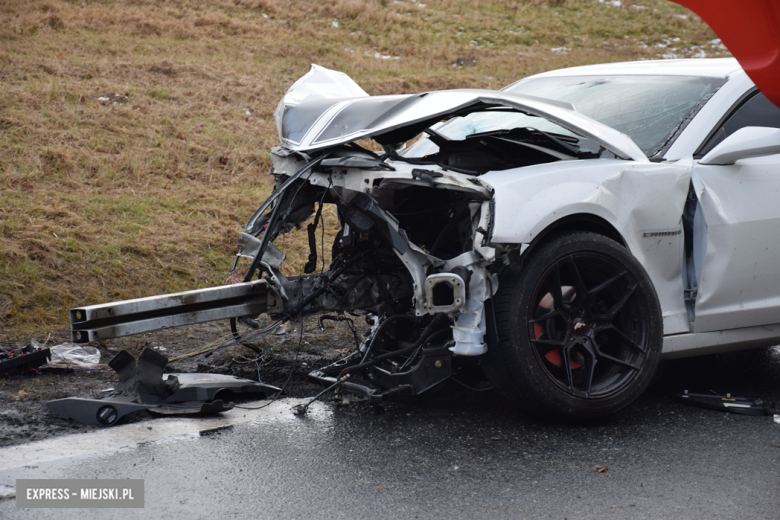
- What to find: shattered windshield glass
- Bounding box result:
[433,75,725,156]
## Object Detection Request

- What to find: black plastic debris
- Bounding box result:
[0,344,50,375]
[46,348,280,426]
[676,390,773,416]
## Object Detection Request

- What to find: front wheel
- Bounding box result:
[484,232,662,420]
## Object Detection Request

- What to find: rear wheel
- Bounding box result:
[484,232,662,420]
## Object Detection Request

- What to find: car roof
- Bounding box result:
[524,58,743,80]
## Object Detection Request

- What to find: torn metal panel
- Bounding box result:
[276,66,647,161]
[274,64,368,144]
[237,232,286,269]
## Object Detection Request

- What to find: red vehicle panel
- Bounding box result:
[673,0,780,107]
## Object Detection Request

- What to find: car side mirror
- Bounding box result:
[699,126,780,165]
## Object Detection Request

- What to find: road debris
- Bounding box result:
[0,343,50,375]
[46,348,280,427]
[292,374,350,415]
[677,390,774,416]
[49,343,100,366]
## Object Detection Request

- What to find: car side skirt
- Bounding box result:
[661,323,780,359]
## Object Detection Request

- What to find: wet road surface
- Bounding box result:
[2,347,780,519]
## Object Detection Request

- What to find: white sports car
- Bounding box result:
[70,57,780,420]
[235,57,780,419]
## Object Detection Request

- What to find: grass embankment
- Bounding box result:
[0,0,725,337]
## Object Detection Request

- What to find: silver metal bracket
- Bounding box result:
[70,280,282,343]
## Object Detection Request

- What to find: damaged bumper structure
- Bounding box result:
[72,56,780,419]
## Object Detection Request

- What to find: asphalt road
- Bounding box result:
[2,347,779,519]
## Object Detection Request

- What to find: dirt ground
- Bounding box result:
[0,318,365,447]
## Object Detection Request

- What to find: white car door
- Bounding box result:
[689,91,780,333]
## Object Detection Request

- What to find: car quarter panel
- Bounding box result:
[483,159,692,335]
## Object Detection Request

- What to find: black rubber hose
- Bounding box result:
[229,317,263,354]
[340,314,448,376]
[360,314,416,364]
[244,153,330,233]
[450,377,493,393]
[243,197,285,283]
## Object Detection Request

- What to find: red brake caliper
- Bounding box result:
[536,322,584,369]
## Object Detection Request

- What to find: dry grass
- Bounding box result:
[0,0,726,336]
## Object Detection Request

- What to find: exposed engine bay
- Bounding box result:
[232,145,501,400]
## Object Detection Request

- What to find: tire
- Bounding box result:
[484,231,662,420]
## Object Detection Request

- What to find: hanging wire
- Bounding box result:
[168,320,283,363]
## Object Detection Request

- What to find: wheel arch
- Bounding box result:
[515,213,628,262]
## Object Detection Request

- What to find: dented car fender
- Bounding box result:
[484,158,692,335]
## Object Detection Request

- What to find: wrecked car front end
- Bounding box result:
[222,65,667,416]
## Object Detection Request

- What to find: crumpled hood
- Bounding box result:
[275,65,648,162]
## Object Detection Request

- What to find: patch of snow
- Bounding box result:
[0,484,15,499]
[707,38,728,52]
[332,21,339,28]
[550,47,571,53]
[367,52,399,60]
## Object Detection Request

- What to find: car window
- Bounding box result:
[504,75,724,157]
[696,91,780,157]
[430,75,724,157]
[433,111,577,141]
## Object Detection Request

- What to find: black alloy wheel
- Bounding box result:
[484,232,662,420]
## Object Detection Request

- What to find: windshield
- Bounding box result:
[432,75,725,157]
